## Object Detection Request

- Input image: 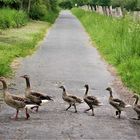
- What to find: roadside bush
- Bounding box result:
[41,10,59,23]
[0,8,28,29]
[29,3,59,23]
[29,3,47,20]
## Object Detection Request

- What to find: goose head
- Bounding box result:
[20,75,29,79]
[84,84,89,89]
[0,77,7,90]
[132,94,139,99]
[59,85,66,93]
[59,85,65,90]
[106,87,113,98]
[106,87,112,92]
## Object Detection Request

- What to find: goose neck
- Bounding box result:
[25,77,30,88]
[134,96,139,105]
[85,86,89,96]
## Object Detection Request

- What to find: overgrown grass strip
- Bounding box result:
[72,8,140,94]
[0,21,50,76]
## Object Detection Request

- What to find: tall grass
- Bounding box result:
[0,21,50,76]
[72,8,140,94]
[0,8,28,29]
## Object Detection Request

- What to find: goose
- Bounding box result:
[106,87,131,118]
[132,94,140,120]
[21,75,53,112]
[59,86,82,113]
[0,77,38,120]
[83,84,101,116]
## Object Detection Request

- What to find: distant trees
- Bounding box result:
[0,0,58,12]
[63,0,140,11]
[0,0,59,20]
[111,0,140,11]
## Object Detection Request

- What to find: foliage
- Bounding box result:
[59,0,72,9]
[0,8,28,29]
[72,8,140,94]
[111,0,139,10]
[29,3,47,20]
[0,21,50,76]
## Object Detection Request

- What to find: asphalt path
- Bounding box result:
[0,10,139,140]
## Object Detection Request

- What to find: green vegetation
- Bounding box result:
[0,21,50,76]
[0,0,59,76]
[0,0,59,28]
[0,8,28,29]
[72,8,140,94]
[64,0,140,11]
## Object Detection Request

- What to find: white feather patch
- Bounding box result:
[125,104,132,108]
[25,104,38,109]
[41,100,49,105]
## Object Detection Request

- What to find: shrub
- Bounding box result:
[29,3,47,20]
[0,8,28,29]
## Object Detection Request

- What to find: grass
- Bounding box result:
[0,8,28,29]
[0,21,50,76]
[72,8,140,94]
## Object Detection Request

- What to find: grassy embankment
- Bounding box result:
[0,8,59,77]
[72,8,140,94]
[0,20,50,76]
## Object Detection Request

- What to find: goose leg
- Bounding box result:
[25,108,30,119]
[91,107,94,116]
[35,106,39,112]
[118,111,121,119]
[73,104,77,113]
[66,104,71,111]
[116,111,118,116]
[84,108,91,113]
[15,110,19,120]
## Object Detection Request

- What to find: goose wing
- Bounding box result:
[68,95,82,103]
[85,96,100,105]
[63,95,75,103]
[31,91,53,100]
[12,95,34,104]
[11,95,28,107]
[111,98,126,107]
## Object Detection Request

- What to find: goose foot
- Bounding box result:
[31,106,39,112]
[10,110,19,120]
[25,113,30,120]
[130,117,140,120]
[10,116,18,120]
[91,113,95,116]
[74,110,77,113]
[25,108,30,120]
[84,108,91,113]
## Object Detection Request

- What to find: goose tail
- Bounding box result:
[125,104,132,108]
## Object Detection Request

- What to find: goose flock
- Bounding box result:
[0,76,140,120]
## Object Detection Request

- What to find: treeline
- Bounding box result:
[0,0,59,29]
[59,0,140,11]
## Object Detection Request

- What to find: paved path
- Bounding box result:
[0,10,139,140]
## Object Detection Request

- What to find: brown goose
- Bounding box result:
[84,84,101,116]
[59,86,82,113]
[132,94,140,120]
[21,75,53,111]
[0,77,38,120]
[106,87,131,118]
